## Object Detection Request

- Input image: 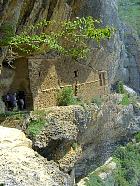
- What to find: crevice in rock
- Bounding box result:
[47,0,58,21]
[17,0,35,28]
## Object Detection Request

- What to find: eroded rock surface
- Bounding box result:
[0,126,71,186]
[26,95,140,180]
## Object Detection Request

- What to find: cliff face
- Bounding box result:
[75,0,140,90]
[0,0,140,94]
[18,95,140,182]
[1,96,140,185]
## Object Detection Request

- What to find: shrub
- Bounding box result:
[135,132,140,143]
[85,173,104,186]
[120,94,130,106]
[113,142,140,186]
[116,81,125,94]
[26,119,46,137]
[57,87,76,106]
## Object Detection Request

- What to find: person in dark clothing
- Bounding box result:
[17,91,25,110]
[5,93,12,111]
[9,93,17,110]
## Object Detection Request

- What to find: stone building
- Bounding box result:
[9,56,108,110]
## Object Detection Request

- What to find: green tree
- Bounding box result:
[4,17,114,59]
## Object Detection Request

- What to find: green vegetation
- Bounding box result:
[135,132,140,143]
[120,94,130,106]
[26,118,46,137]
[85,173,104,186]
[26,110,49,137]
[118,0,140,35]
[116,81,125,94]
[113,141,140,186]
[0,22,15,46]
[4,16,114,59]
[92,96,103,107]
[57,87,77,106]
[119,94,138,106]
[32,110,46,117]
[0,111,25,120]
[85,134,140,186]
[116,81,137,106]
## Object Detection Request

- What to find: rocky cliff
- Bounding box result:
[0,0,140,185]
[22,95,140,181]
[0,0,140,96]
[1,95,140,185]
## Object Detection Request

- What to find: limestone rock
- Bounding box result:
[26,99,140,180]
[123,85,137,96]
[75,100,140,179]
[77,157,116,186]
[0,126,71,186]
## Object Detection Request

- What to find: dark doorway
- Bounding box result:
[9,58,33,110]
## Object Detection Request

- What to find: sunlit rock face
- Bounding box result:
[0,126,72,186]
[76,0,140,90]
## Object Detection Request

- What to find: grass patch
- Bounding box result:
[0,111,26,120]
[32,110,46,117]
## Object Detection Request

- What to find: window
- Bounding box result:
[99,71,106,86]
[74,70,78,78]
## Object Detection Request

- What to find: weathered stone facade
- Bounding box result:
[28,57,108,109]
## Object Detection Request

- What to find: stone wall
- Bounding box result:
[28,57,108,109]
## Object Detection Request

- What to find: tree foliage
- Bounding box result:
[5,16,114,59]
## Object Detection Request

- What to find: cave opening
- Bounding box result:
[5,58,33,111]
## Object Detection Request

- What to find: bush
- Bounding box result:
[113,142,140,186]
[120,94,130,106]
[26,119,46,137]
[57,87,76,106]
[135,132,140,143]
[85,173,104,186]
[116,81,125,94]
